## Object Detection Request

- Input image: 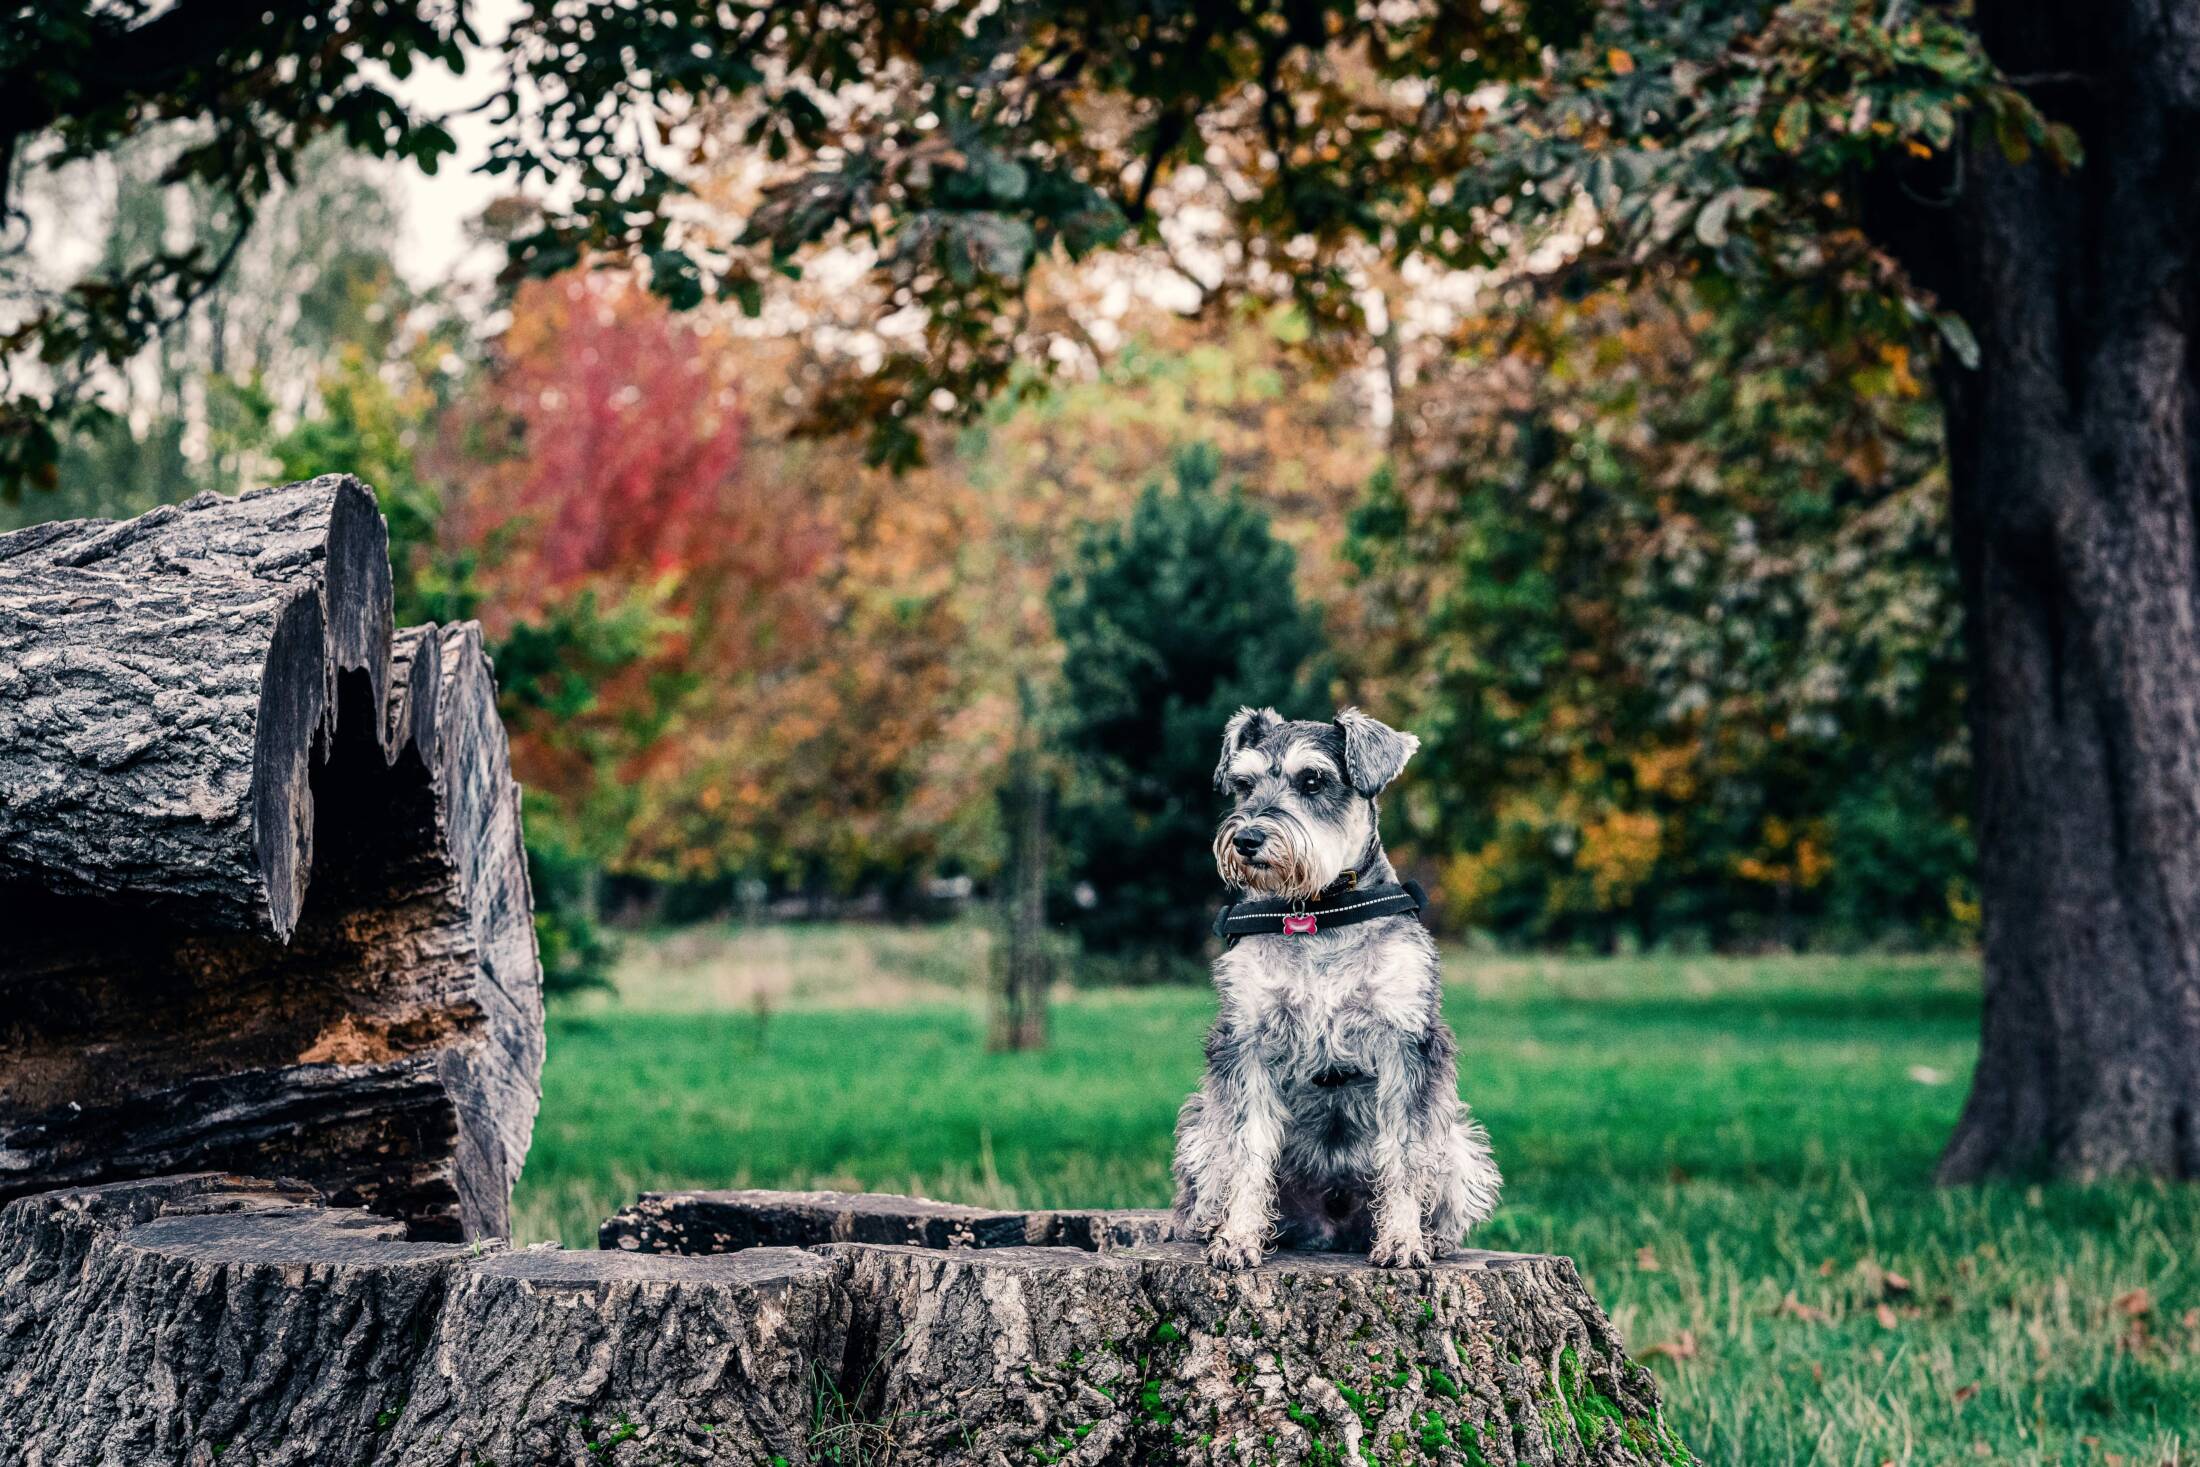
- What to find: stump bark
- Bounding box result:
[0,1175,837,1466]
[0,1176,1692,1466]
[0,479,543,1239]
[831,1242,1688,1467]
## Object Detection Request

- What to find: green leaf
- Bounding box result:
[648,249,704,311]
[719,273,765,317]
[982,155,1030,203]
[956,213,1037,280]
[1987,94,2035,166]
[1695,192,1736,248]
[1773,97,1811,153]
[1935,310,1980,370]
[2043,121,2085,172]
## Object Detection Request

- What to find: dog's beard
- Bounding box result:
[1214,810,1356,900]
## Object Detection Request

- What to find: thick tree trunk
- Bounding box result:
[1928,6,2200,1180]
[0,479,544,1236]
[0,1174,1694,1467]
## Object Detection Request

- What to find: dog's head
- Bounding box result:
[1211,706,1419,899]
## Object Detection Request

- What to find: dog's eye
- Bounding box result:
[1296,771,1325,795]
[1230,776,1254,796]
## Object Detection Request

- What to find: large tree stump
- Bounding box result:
[0,1175,839,1466]
[0,479,543,1239]
[832,1242,1687,1467]
[0,1176,1693,1466]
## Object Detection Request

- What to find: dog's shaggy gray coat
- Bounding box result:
[1173,707,1501,1270]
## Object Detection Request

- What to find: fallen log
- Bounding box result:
[0,1175,1695,1466]
[602,1186,1176,1254]
[0,479,543,1239]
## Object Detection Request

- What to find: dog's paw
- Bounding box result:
[1368,1231,1433,1269]
[1206,1231,1265,1272]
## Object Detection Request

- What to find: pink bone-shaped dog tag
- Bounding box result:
[1282,913,1318,936]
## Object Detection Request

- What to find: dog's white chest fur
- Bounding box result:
[1217,920,1436,1078]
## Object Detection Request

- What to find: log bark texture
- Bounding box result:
[0,479,543,1238]
[0,1176,1694,1467]
[602,1187,1175,1254]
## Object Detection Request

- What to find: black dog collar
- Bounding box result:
[1213,878,1428,941]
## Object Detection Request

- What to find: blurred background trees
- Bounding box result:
[1351,279,1968,953]
[0,32,1986,990]
[13,4,2128,1106]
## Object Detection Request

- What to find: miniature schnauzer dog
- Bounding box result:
[1172,706,1501,1270]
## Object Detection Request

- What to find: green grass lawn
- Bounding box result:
[515,927,2200,1467]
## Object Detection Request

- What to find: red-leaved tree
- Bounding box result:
[439,271,829,875]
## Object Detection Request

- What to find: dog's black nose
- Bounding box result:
[1232,829,1266,858]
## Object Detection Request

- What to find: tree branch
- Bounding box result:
[0,0,302,222]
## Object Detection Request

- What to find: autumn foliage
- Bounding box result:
[1347,280,1970,949]
[438,272,831,870]
[420,265,1970,949]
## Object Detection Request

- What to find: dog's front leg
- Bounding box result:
[1203,1032,1287,1271]
[1365,1051,1433,1268]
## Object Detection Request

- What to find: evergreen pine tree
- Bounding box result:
[1048,445,1330,969]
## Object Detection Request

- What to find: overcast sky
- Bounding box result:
[388,0,522,288]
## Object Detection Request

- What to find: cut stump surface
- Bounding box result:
[602,1186,1175,1254]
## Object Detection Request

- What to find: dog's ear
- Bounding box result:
[1334,707,1419,796]
[1214,706,1281,791]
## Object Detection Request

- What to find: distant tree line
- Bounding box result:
[4,134,1972,980]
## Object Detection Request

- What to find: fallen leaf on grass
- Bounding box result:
[2119,1316,2159,1356]
[2112,1289,2158,1354]
[1951,1383,1979,1406]
[1635,1246,1662,1272]
[1639,1330,1698,1362]
[1777,1292,1830,1324]
[1875,1302,1900,1330]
